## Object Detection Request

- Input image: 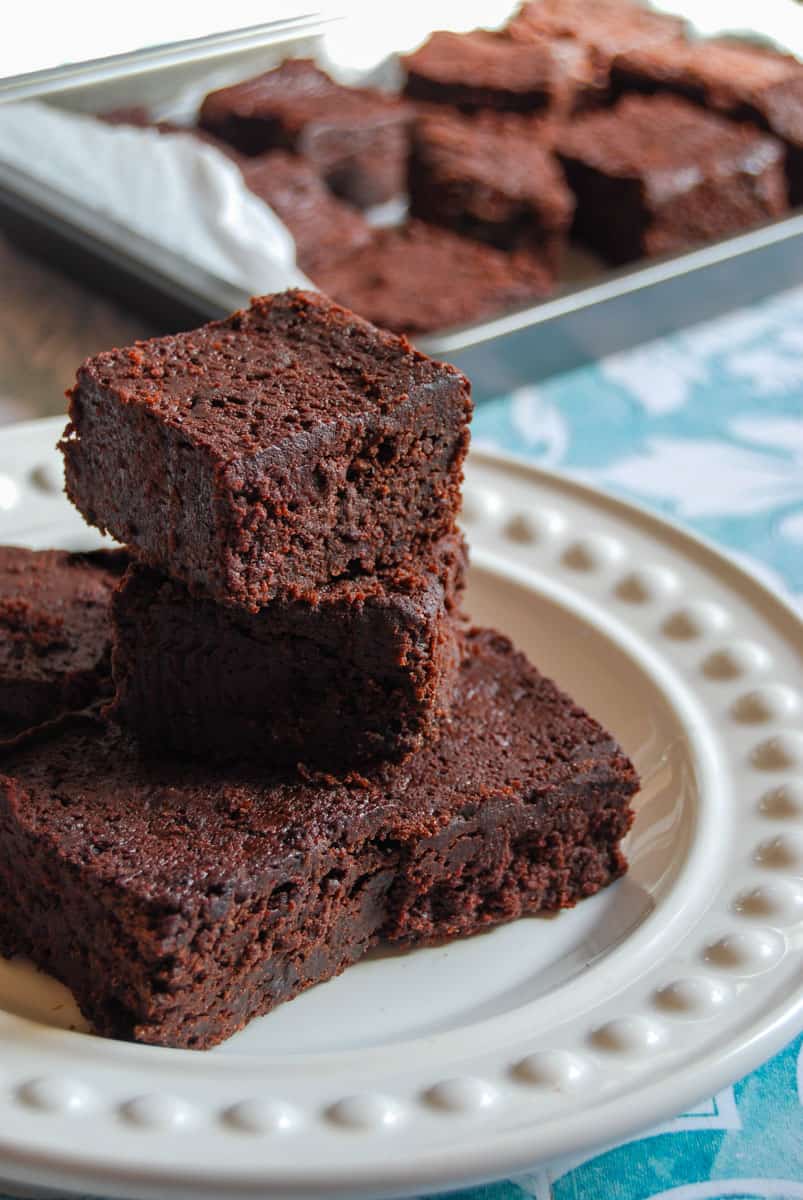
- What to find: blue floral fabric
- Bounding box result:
[471,285,803,611]
[436,284,803,1200]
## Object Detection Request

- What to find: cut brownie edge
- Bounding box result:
[408,110,574,273]
[0,627,638,1049]
[108,531,467,770]
[558,95,788,264]
[60,290,472,610]
[0,546,128,741]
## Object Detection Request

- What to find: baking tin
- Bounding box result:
[1,15,802,399]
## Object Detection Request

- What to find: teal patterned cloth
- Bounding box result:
[439,284,803,1200]
[2,288,802,1200]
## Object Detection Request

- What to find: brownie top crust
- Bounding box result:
[559,95,785,199]
[0,629,638,908]
[403,30,566,95]
[314,221,552,335]
[200,58,406,135]
[67,289,469,458]
[0,547,126,684]
[613,38,802,108]
[506,0,685,58]
[414,109,573,223]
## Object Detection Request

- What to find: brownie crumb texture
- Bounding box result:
[0,628,638,1049]
[108,532,467,769]
[0,546,127,741]
[558,95,788,263]
[60,289,472,610]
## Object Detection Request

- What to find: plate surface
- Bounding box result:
[0,418,801,1200]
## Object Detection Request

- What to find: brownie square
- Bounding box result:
[610,37,801,118]
[109,532,466,770]
[314,220,553,336]
[0,547,128,741]
[611,39,803,206]
[239,151,372,275]
[409,110,574,273]
[557,95,788,265]
[199,59,412,208]
[402,29,600,116]
[505,0,685,67]
[59,290,472,611]
[0,628,639,1048]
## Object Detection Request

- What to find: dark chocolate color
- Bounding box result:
[505,0,685,65]
[239,151,372,275]
[199,59,412,207]
[109,533,466,769]
[0,547,128,741]
[409,110,574,273]
[314,220,553,336]
[0,628,639,1049]
[402,29,587,115]
[611,39,803,206]
[60,290,472,611]
[759,75,803,207]
[558,95,788,265]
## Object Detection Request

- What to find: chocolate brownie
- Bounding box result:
[109,532,466,769]
[0,628,639,1049]
[402,29,600,116]
[759,75,803,207]
[409,110,574,273]
[60,290,472,611]
[314,220,553,336]
[239,152,372,275]
[611,39,803,205]
[199,59,412,207]
[0,547,128,741]
[558,95,788,265]
[505,0,685,70]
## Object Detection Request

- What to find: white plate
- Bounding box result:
[0,418,801,1200]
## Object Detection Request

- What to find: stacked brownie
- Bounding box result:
[61,290,471,767]
[0,290,639,1048]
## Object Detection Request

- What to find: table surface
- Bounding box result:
[0,240,801,1199]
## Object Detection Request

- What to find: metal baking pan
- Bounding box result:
[1,11,802,400]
